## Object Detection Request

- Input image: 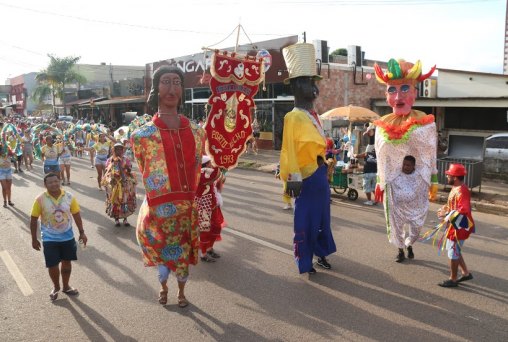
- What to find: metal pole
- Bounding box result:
[234,24,241,53]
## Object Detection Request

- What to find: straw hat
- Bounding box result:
[282,43,322,85]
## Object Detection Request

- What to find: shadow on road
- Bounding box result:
[55,298,137,341]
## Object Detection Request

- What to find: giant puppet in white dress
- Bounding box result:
[373,59,438,262]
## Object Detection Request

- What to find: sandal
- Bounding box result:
[8,201,14,206]
[177,296,189,308]
[457,273,473,283]
[3,202,6,208]
[438,279,458,288]
[123,219,130,227]
[49,288,59,301]
[63,287,79,296]
[158,290,168,305]
[115,219,121,227]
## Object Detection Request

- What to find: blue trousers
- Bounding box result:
[293,165,337,273]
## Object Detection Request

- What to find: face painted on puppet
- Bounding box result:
[293,77,319,102]
[386,83,417,116]
[158,73,183,110]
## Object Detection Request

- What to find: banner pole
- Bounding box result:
[234,24,241,53]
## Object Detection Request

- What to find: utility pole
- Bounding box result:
[302,31,306,43]
[109,63,114,97]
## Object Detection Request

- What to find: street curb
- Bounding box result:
[237,160,508,217]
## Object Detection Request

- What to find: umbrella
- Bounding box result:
[320,105,380,122]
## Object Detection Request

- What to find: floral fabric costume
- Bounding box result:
[102,155,137,219]
[131,114,205,278]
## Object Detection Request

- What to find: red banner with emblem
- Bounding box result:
[204,51,264,170]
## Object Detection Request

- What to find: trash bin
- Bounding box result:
[437,135,485,192]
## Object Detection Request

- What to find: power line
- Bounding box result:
[0,2,286,37]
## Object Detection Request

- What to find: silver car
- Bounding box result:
[485,133,508,160]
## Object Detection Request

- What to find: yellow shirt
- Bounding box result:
[280,108,326,181]
[31,190,80,217]
[41,144,62,163]
[93,141,111,157]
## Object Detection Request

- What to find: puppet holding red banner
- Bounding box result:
[204,51,264,170]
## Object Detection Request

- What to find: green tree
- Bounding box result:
[32,55,86,116]
[330,48,348,59]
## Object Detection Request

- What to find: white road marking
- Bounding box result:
[223,227,293,256]
[0,250,34,296]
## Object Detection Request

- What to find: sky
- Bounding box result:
[0,0,505,83]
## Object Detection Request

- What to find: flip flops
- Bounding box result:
[49,289,59,301]
[63,287,79,296]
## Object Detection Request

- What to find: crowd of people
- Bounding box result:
[2,45,477,309]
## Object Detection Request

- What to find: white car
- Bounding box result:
[485,133,508,160]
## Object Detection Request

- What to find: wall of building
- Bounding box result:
[315,65,386,114]
[438,69,508,98]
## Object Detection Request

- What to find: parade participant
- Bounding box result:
[131,65,205,307]
[30,172,87,301]
[21,129,34,171]
[58,137,74,185]
[41,135,62,175]
[196,155,225,262]
[102,142,137,227]
[0,141,14,207]
[92,133,113,190]
[386,155,429,262]
[435,164,475,287]
[85,126,97,168]
[354,142,377,206]
[74,128,85,158]
[279,43,337,274]
[373,59,438,262]
[7,131,23,173]
[250,116,260,154]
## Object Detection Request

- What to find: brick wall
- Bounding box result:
[314,66,386,114]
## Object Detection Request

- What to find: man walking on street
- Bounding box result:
[30,172,87,300]
[436,163,475,287]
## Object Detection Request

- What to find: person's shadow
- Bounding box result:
[55,298,136,341]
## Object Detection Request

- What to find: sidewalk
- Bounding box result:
[237,149,508,217]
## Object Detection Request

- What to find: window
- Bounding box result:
[486,137,508,149]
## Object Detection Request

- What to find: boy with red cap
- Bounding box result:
[436,163,475,287]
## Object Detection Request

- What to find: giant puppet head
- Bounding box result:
[374,59,436,116]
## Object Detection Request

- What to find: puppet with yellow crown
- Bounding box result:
[373,58,439,263]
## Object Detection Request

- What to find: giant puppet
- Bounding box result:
[279,43,336,274]
[373,59,438,263]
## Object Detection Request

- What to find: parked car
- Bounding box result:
[485,133,508,160]
[58,115,74,122]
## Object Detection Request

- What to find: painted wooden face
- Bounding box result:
[158,73,183,110]
[385,84,417,116]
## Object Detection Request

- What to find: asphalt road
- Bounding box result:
[1,157,507,342]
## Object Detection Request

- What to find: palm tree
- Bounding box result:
[32,55,86,116]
